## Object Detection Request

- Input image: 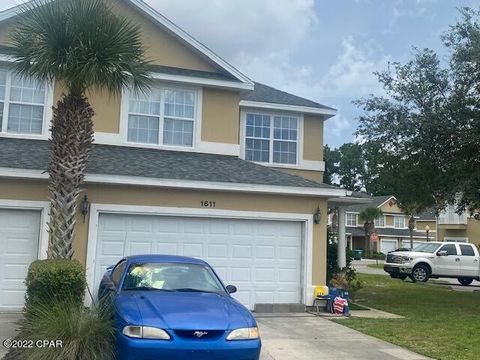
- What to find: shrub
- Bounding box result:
[25,259,86,314]
[18,301,115,360]
[329,268,364,300]
[327,241,354,281]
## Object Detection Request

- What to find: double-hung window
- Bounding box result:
[346,213,357,227]
[394,216,406,229]
[245,113,298,165]
[127,86,196,147]
[374,216,385,228]
[0,68,47,135]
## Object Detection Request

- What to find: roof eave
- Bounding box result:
[240,100,337,117]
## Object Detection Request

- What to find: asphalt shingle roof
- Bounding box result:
[346,195,393,212]
[241,82,336,111]
[0,138,341,189]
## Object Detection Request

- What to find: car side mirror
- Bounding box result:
[226,285,237,294]
[437,250,448,257]
[106,281,116,291]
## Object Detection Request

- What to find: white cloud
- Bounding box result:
[325,114,351,138]
[146,0,317,60]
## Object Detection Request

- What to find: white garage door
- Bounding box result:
[93,214,303,310]
[0,209,40,310]
[380,239,397,254]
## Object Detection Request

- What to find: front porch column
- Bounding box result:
[337,206,346,268]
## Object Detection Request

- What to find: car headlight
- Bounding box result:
[122,326,170,340]
[400,256,413,264]
[226,327,259,341]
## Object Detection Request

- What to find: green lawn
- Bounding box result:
[336,274,480,360]
[366,263,384,269]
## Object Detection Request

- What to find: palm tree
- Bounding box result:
[10,0,151,259]
[359,207,383,256]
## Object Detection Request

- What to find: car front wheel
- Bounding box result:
[458,277,473,286]
[410,265,430,283]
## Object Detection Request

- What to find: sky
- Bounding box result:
[1,0,478,147]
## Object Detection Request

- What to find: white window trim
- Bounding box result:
[393,215,407,229]
[242,111,300,166]
[374,215,386,228]
[346,212,358,227]
[0,68,54,140]
[119,82,203,151]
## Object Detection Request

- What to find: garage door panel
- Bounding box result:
[95,214,303,310]
[101,240,125,257]
[0,209,41,310]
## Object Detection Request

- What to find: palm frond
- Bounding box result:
[10,0,151,96]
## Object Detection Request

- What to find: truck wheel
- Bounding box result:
[410,264,430,283]
[458,277,473,286]
[399,274,408,281]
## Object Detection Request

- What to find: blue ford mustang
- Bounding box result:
[98,255,261,360]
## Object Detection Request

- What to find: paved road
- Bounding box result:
[0,313,21,360]
[258,314,430,360]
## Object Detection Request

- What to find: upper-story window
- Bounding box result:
[245,113,298,165]
[0,69,47,136]
[127,86,197,147]
[374,216,385,228]
[346,213,357,227]
[394,216,406,229]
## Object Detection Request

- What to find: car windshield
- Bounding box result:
[412,243,441,253]
[122,262,226,294]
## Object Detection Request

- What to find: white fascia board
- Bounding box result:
[0,167,348,198]
[149,72,253,91]
[127,0,253,86]
[240,100,337,117]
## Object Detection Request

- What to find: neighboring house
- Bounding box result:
[345,196,434,254]
[0,0,366,311]
[437,204,480,246]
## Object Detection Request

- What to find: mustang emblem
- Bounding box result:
[193,331,209,338]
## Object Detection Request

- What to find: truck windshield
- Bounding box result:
[413,243,441,253]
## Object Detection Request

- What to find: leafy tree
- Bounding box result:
[323,145,340,185]
[10,0,151,258]
[337,143,364,192]
[359,207,383,256]
[355,7,480,218]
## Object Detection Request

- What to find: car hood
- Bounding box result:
[115,292,254,330]
[389,251,434,257]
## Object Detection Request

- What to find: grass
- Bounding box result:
[335,274,480,360]
[366,263,384,269]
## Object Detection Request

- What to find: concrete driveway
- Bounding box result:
[0,313,22,360]
[257,314,430,360]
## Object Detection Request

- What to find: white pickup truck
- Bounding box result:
[383,242,480,285]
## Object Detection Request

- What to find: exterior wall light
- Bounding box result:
[314,206,321,224]
[425,225,430,241]
[80,194,90,223]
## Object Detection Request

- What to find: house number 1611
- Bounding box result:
[200,200,216,208]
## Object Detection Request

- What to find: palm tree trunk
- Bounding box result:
[47,93,94,259]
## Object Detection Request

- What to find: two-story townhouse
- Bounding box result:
[0,0,368,311]
[345,195,434,254]
[437,204,480,246]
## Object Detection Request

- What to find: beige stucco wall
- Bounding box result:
[379,200,403,214]
[278,168,323,183]
[303,116,324,161]
[385,215,394,226]
[416,220,436,232]
[0,1,243,141]
[0,178,329,286]
[438,219,480,246]
[201,88,240,144]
